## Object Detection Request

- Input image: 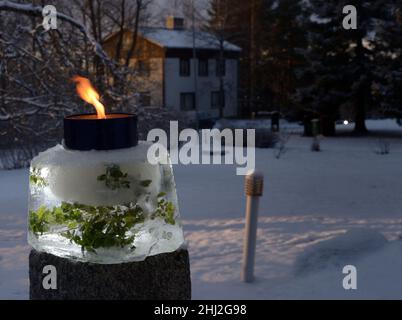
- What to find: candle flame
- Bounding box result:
[72,76,106,119]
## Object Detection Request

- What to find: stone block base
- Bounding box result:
[29,249,191,300]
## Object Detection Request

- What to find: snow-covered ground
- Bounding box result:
[1,119,402,299]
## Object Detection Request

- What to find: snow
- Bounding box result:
[138,27,242,52]
[310,13,332,24]
[1,119,402,299]
[214,118,273,130]
[293,229,388,276]
[0,169,29,299]
[31,143,153,167]
[214,118,304,132]
[270,1,279,10]
[187,220,402,299]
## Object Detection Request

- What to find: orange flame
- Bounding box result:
[72,76,106,119]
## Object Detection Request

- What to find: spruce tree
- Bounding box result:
[296,1,402,134]
[261,0,308,114]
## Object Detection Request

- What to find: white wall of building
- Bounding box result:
[164,58,239,120]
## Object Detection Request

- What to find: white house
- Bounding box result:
[103,17,241,121]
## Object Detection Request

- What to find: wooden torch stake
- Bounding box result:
[241,170,264,283]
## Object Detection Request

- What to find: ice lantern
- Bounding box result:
[28,77,185,264]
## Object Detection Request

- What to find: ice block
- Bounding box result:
[28,142,185,264]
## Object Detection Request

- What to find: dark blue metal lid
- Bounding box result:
[64,113,138,151]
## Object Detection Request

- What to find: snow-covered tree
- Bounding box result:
[295,0,402,134]
[0,0,188,154]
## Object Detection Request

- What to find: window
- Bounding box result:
[216,59,226,77]
[180,93,196,110]
[139,92,151,107]
[137,60,150,77]
[198,59,208,77]
[180,59,191,77]
[211,90,225,109]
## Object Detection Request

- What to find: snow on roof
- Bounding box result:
[138,27,241,52]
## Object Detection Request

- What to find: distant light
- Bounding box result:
[343,120,349,125]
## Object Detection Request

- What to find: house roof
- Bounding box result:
[137,27,242,52]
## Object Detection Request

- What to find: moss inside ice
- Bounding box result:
[29,195,177,254]
[29,167,47,187]
[29,205,52,234]
[97,164,155,191]
[140,179,152,187]
[151,192,176,225]
[61,203,145,254]
[29,202,145,253]
[97,164,131,190]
